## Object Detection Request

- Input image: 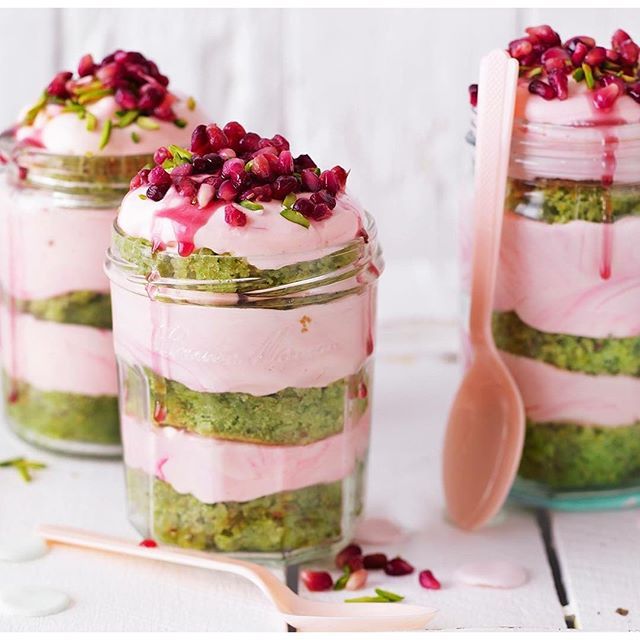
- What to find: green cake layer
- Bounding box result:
[519,419,640,489]
[507,178,640,223]
[493,311,640,377]
[114,231,360,294]
[3,374,119,445]
[9,290,112,329]
[126,468,344,553]
[123,365,368,445]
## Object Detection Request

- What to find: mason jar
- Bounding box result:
[465,114,640,510]
[106,212,382,562]
[0,134,151,455]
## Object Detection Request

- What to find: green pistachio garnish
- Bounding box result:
[137,116,160,131]
[131,131,141,144]
[572,67,585,82]
[0,457,46,483]
[116,110,140,128]
[98,119,112,150]
[280,208,310,228]
[186,96,196,111]
[283,193,297,208]
[345,589,405,604]
[582,63,595,89]
[23,92,48,126]
[173,118,187,129]
[239,200,264,211]
[77,87,113,105]
[85,112,97,132]
[138,193,148,200]
[333,567,351,591]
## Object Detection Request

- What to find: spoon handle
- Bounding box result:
[37,524,286,606]
[469,50,519,345]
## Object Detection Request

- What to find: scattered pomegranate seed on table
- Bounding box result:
[334,543,362,569]
[384,557,415,576]
[300,570,333,592]
[345,569,368,591]
[363,553,388,569]
[138,539,157,548]
[419,569,442,590]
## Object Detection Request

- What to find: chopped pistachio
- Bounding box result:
[186,96,196,111]
[280,208,310,228]
[77,87,114,105]
[572,67,585,82]
[116,110,140,128]
[131,131,141,144]
[375,588,404,602]
[239,200,264,211]
[283,193,297,208]
[333,567,351,591]
[137,116,160,131]
[98,119,112,150]
[582,63,595,89]
[138,193,148,200]
[0,457,46,483]
[23,92,48,126]
[85,112,97,132]
[173,118,187,129]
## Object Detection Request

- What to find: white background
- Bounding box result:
[2,7,640,320]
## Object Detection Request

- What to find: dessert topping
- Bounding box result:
[470,26,640,110]
[23,50,184,145]
[130,122,349,229]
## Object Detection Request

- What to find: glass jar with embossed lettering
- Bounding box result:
[106,121,383,563]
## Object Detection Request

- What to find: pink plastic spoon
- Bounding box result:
[443,50,524,531]
[38,524,437,632]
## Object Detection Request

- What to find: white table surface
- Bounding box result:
[0,316,638,632]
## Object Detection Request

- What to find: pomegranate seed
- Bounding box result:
[271,134,290,151]
[593,82,621,109]
[153,401,167,422]
[541,47,569,72]
[528,79,556,100]
[191,124,210,155]
[292,197,315,217]
[153,146,172,165]
[331,166,348,190]
[277,150,294,175]
[217,180,237,201]
[619,39,639,65]
[601,75,625,92]
[271,175,298,199]
[508,37,533,61]
[335,544,363,569]
[207,124,228,151]
[153,105,175,121]
[129,168,150,190]
[310,189,337,209]
[139,539,158,548]
[469,83,478,107]
[294,154,317,170]
[171,163,194,177]
[584,46,607,66]
[564,35,596,51]
[222,157,246,178]
[363,553,388,570]
[115,88,138,110]
[218,148,237,160]
[146,184,170,201]
[356,382,368,399]
[197,183,215,208]
[225,204,247,227]
[309,203,332,221]
[241,184,273,202]
[606,48,620,63]
[77,54,96,77]
[612,28,633,49]
[238,132,261,153]
[385,557,414,576]
[148,166,172,187]
[223,121,246,148]
[47,71,73,98]
[419,569,441,590]
[547,70,568,100]
[96,62,118,87]
[571,42,590,66]
[320,170,340,196]
[627,82,640,104]
[250,154,272,180]
[258,137,274,149]
[178,241,195,257]
[174,177,197,199]
[301,168,322,192]
[346,569,368,591]
[300,570,333,592]
[138,84,166,111]
[525,25,560,46]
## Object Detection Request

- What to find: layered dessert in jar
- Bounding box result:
[106,122,382,560]
[466,26,640,506]
[0,51,206,455]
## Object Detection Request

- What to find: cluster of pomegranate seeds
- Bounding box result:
[469,26,640,110]
[130,121,349,230]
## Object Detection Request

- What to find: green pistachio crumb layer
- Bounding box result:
[520,419,640,490]
[3,374,119,445]
[113,231,360,294]
[123,365,368,445]
[8,290,112,329]
[126,468,344,553]
[506,178,640,223]
[493,311,640,377]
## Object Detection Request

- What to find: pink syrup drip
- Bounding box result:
[155,457,168,482]
[599,133,618,281]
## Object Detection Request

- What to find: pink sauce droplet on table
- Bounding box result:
[453,560,528,589]
[353,517,406,545]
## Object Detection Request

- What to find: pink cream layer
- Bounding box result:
[494,212,640,338]
[0,189,114,300]
[0,307,117,396]
[117,189,366,270]
[111,285,373,395]
[500,352,640,427]
[15,95,207,156]
[122,411,370,504]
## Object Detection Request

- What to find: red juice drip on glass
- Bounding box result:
[599,133,617,280]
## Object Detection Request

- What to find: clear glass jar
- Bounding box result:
[106,216,383,562]
[0,132,151,455]
[465,117,640,510]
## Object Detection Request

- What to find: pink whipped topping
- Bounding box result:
[0,192,113,300]
[501,352,640,427]
[0,309,117,396]
[494,212,640,338]
[117,188,366,270]
[111,284,373,395]
[14,95,207,156]
[122,411,370,504]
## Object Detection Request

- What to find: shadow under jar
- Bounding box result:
[0,134,153,455]
[106,215,382,563]
[466,117,640,510]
